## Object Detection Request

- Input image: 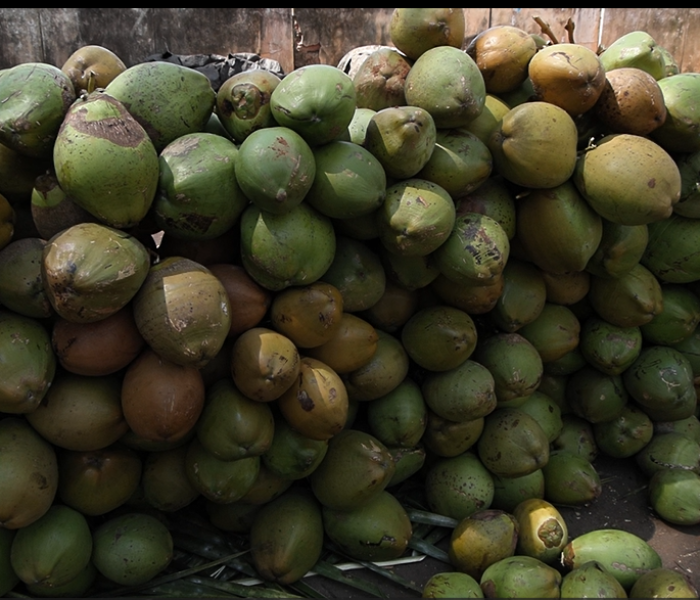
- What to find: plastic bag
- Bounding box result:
[141,51,285,91]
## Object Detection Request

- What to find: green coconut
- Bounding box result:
[543,347,587,377]
[542,450,602,506]
[651,73,700,154]
[562,528,662,590]
[490,258,546,333]
[364,105,436,180]
[654,415,700,445]
[648,470,700,526]
[515,181,603,274]
[196,378,275,462]
[216,69,281,143]
[104,61,215,152]
[474,332,543,406]
[0,140,51,204]
[599,31,666,80]
[0,529,18,595]
[250,487,324,584]
[517,303,580,364]
[593,405,654,459]
[477,407,550,478]
[352,46,412,111]
[91,512,173,586]
[487,101,578,189]
[24,560,96,598]
[376,178,456,257]
[321,235,385,312]
[622,345,697,422]
[0,311,56,414]
[10,504,92,589]
[404,45,486,129]
[635,432,700,478]
[0,62,76,158]
[154,132,247,240]
[423,572,484,598]
[640,284,700,346]
[516,391,563,444]
[675,150,700,218]
[643,214,700,284]
[308,429,395,511]
[323,490,412,562]
[270,64,356,146]
[240,201,336,292]
[455,175,516,239]
[467,26,537,95]
[304,140,386,219]
[425,452,495,521]
[365,378,428,448]
[552,414,598,462]
[42,222,151,323]
[52,91,159,229]
[262,418,329,481]
[30,171,97,240]
[585,220,649,279]
[433,212,510,287]
[380,247,440,291]
[0,238,53,319]
[402,305,477,372]
[573,133,681,226]
[389,8,465,59]
[132,257,231,368]
[0,418,58,529]
[480,555,562,598]
[185,439,260,504]
[588,263,663,328]
[235,126,316,215]
[421,359,496,422]
[417,128,493,199]
[423,413,484,459]
[560,561,627,599]
[630,567,699,598]
[579,316,643,376]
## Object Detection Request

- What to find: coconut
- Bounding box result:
[0,62,76,158]
[132,257,231,368]
[42,222,151,324]
[216,69,281,143]
[53,91,159,229]
[104,61,215,152]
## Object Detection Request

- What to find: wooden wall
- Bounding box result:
[1,8,699,75]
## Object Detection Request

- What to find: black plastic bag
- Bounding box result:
[141,51,285,91]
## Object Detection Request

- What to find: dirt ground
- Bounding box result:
[304,452,700,598]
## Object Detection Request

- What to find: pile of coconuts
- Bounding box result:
[1,6,700,598]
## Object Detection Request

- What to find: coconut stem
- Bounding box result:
[534,16,559,45]
[565,18,576,44]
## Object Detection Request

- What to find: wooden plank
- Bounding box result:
[489,8,602,50]
[677,9,700,73]
[293,8,394,69]
[463,9,491,46]
[0,8,46,67]
[2,9,700,75]
[260,8,294,75]
[0,9,294,72]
